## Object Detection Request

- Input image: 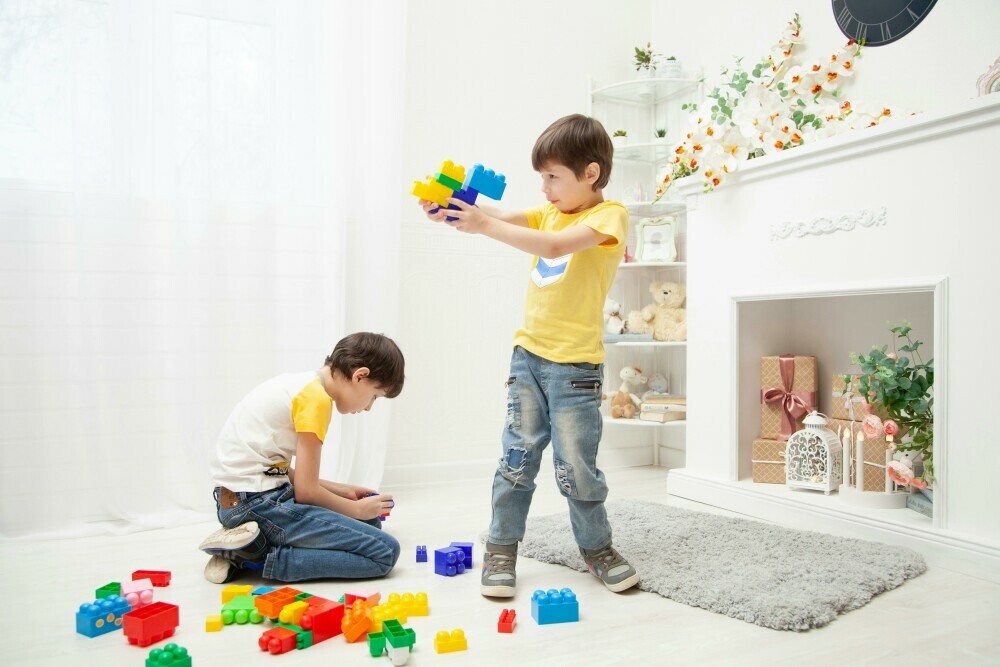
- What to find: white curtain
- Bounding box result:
[0,0,404,538]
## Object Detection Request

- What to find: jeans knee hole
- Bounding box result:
[554,459,576,496]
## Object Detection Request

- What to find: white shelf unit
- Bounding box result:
[590,75,698,468]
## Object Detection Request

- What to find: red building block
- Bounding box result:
[299,599,344,644]
[498,608,516,633]
[258,626,298,655]
[123,602,179,647]
[132,570,171,587]
[254,586,302,620]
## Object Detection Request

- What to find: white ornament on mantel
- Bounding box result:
[839,429,909,509]
[785,411,843,495]
[770,206,887,241]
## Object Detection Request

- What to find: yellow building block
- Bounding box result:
[278,600,309,626]
[397,592,428,617]
[411,179,454,208]
[369,597,408,633]
[221,584,253,604]
[205,614,223,632]
[434,628,467,654]
[438,160,465,184]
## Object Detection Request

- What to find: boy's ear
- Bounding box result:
[352,367,370,383]
[584,162,600,185]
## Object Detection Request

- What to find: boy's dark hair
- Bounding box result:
[531,114,614,191]
[325,332,405,398]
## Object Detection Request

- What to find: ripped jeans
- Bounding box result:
[488,346,612,551]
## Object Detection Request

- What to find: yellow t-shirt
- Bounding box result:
[512,201,628,364]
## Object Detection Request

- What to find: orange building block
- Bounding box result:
[254,587,302,620]
[341,600,372,643]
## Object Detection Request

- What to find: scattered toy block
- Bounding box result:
[259,626,298,655]
[254,586,302,620]
[370,596,408,632]
[278,600,309,626]
[146,643,190,667]
[449,541,473,565]
[341,600,372,643]
[434,628,467,654]
[344,588,381,608]
[415,546,427,563]
[205,615,223,632]
[96,582,121,599]
[531,588,579,625]
[383,619,416,665]
[498,608,516,633]
[434,546,467,576]
[221,584,253,604]
[299,598,344,644]
[133,570,171,587]
[397,592,428,617]
[76,595,130,637]
[123,601,179,647]
[222,595,263,625]
[252,586,276,596]
[272,621,313,650]
[121,578,154,609]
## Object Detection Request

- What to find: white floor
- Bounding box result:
[5,466,999,666]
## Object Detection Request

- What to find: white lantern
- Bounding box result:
[785,411,843,495]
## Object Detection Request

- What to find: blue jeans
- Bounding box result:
[214,483,400,583]
[488,346,612,551]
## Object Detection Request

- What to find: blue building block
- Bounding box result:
[464,163,507,201]
[438,186,480,221]
[416,546,428,563]
[76,594,131,637]
[531,588,579,625]
[434,546,467,577]
[449,541,473,565]
[253,586,277,596]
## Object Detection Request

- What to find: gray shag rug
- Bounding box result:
[516,500,926,631]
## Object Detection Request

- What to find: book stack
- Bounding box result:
[639,394,686,423]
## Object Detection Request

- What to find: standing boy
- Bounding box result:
[419,114,639,596]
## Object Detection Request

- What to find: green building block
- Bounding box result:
[368,631,387,657]
[435,172,462,191]
[221,595,263,625]
[95,582,120,599]
[294,592,314,601]
[146,643,191,667]
[382,619,416,649]
[274,622,313,650]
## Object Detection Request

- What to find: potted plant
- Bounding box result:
[633,42,660,77]
[612,129,628,147]
[660,55,682,78]
[654,128,668,143]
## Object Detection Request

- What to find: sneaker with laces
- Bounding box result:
[579,543,639,592]
[481,541,517,598]
[199,521,269,584]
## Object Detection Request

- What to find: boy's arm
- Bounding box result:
[290,433,392,520]
[418,198,529,227]
[443,198,614,258]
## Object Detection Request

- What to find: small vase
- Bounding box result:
[612,136,628,148]
[660,60,682,78]
[643,66,658,79]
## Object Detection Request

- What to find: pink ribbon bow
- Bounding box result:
[760,355,817,441]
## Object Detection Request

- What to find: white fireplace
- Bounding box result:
[666,95,1000,582]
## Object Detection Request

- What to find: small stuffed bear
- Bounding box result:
[611,366,647,419]
[626,281,687,341]
[603,298,626,335]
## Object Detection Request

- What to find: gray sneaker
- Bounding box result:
[580,544,639,592]
[481,541,517,598]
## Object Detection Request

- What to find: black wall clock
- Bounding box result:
[831,0,938,47]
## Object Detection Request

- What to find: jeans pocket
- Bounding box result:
[570,379,602,394]
[505,376,521,429]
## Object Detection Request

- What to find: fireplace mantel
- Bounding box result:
[667,93,1000,581]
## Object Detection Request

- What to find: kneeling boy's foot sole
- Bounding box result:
[480,583,515,598]
[199,521,262,555]
[204,555,238,584]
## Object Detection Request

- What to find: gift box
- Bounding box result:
[830,375,905,437]
[751,438,787,484]
[826,417,891,492]
[759,355,817,441]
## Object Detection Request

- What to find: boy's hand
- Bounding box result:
[341,484,377,500]
[418,198,451,223]
[441,198,488,234]
[355,493,394,521]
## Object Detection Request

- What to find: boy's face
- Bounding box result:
[537,161,600,214]
[336,368,387,415]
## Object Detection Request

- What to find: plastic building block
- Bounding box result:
[415,546,427,562]
[133,570,171,587]
[344,588,381,608]
[252,586,276,596]
[437,160,466,186]
[121,577,154,609]
[341,599,372,643]
[272,621,312,650]
[254,586,302,620]
[76,595,130,637]
[464,163,507,200]
[498,608,516,633]
[434,546,467,576]
[411,179,453,208]
[531,588,579,625]
[368,631,387,658]
[294,592,314,601]
[396,592,428,617]
[299,598,344,644]
[278,600,309,626]
[222,595,263,625]
[369,619,417,666]
[449,541,474,565]
[123,601,179,647]
[96,582,120,599]
[370,596,408,632]
[259,626,298,655]
[205,615,223,632]
[221,584,253,604]
[433,628,467,654]
[146,643,190,667]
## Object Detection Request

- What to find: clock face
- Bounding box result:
[831,0,938,47]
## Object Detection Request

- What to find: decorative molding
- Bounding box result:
[977,56,1000,97]
[770,206,886,241]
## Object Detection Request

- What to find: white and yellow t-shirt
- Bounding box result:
[210,370,333,491]
[512,201,628,364]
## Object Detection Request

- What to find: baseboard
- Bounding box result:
[667,468,1000,584]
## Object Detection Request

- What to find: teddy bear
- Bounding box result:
[603,298,626,335]
[610,366,647,419]
[626,281,687,341]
